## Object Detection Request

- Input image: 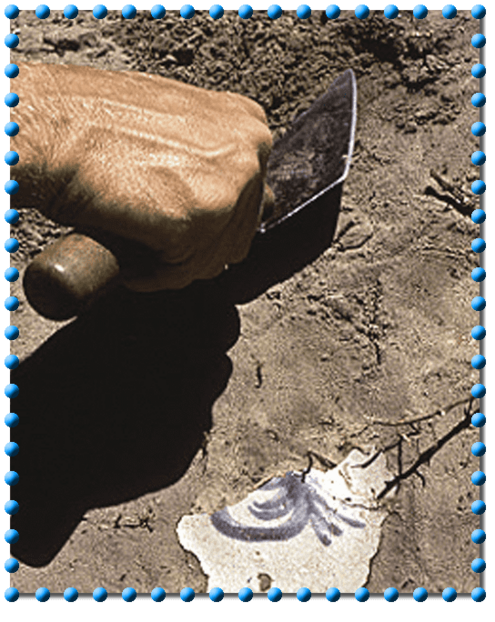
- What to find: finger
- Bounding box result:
[122,173,264,292]
[228,91,270,127]
[122,260,199,292]
[259,183,275,221]
[222,173,264,265]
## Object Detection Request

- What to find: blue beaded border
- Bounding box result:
[1,3,487,605]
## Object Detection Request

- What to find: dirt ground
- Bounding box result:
[9,10,482,593]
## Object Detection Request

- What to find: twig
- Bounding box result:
[430,170,468,203]
[428,169,478,215]
[300,450,338,482]
[300,452,314,483]
[370,397,472,427]
[377,398,476,499]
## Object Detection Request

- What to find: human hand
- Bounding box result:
[11,62,273,291]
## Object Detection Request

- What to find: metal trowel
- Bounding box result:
[22,69,357,320]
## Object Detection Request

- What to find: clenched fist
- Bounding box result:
[11,62,273,291]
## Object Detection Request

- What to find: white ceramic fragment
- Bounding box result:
[177,449,393,593]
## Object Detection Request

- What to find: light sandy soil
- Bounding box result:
[9,10,481,593]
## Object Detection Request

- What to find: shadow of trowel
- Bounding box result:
[219,183,343,303]
[220,68,356,302]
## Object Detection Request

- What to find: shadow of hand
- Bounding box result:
[10,281,238,567]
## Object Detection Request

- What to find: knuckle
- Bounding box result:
[236,149,262,180]
[229,92,269,126]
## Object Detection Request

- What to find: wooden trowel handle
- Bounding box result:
[22,188,275,321]
[23,233,121,320]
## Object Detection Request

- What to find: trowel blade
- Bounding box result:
[260,69,357,233]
